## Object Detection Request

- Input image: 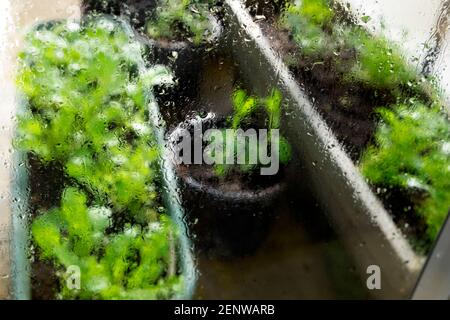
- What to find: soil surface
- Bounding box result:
[177,164,285,193]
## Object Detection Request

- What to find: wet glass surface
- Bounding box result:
[0,0,449,300]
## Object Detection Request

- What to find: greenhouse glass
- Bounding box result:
[0,0,450,302]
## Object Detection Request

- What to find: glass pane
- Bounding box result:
[0,0,449,300]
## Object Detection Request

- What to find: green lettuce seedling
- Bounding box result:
[213,88,292,177]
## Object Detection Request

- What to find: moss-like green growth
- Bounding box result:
[146,0,216,45]
[360,103,450,241]
[282,0,333,56]
[346,28,416,91]
[213,88,292,177]
[291,0,334,27]
[17,17,181,299]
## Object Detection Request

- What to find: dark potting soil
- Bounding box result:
[377,187,432,253]
[28,155,66,300]
[82,0,194,40]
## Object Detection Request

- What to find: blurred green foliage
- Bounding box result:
[33,188,180,299]
[347,28,417,92]
[16,17,181,299]
[281,0,416,92]
[360,103,450,242]
[146,0,216,45]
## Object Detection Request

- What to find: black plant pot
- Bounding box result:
[147,14,223,106]
[169,113,286,257]
[82,0,158,29]
[178,166,285,257]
